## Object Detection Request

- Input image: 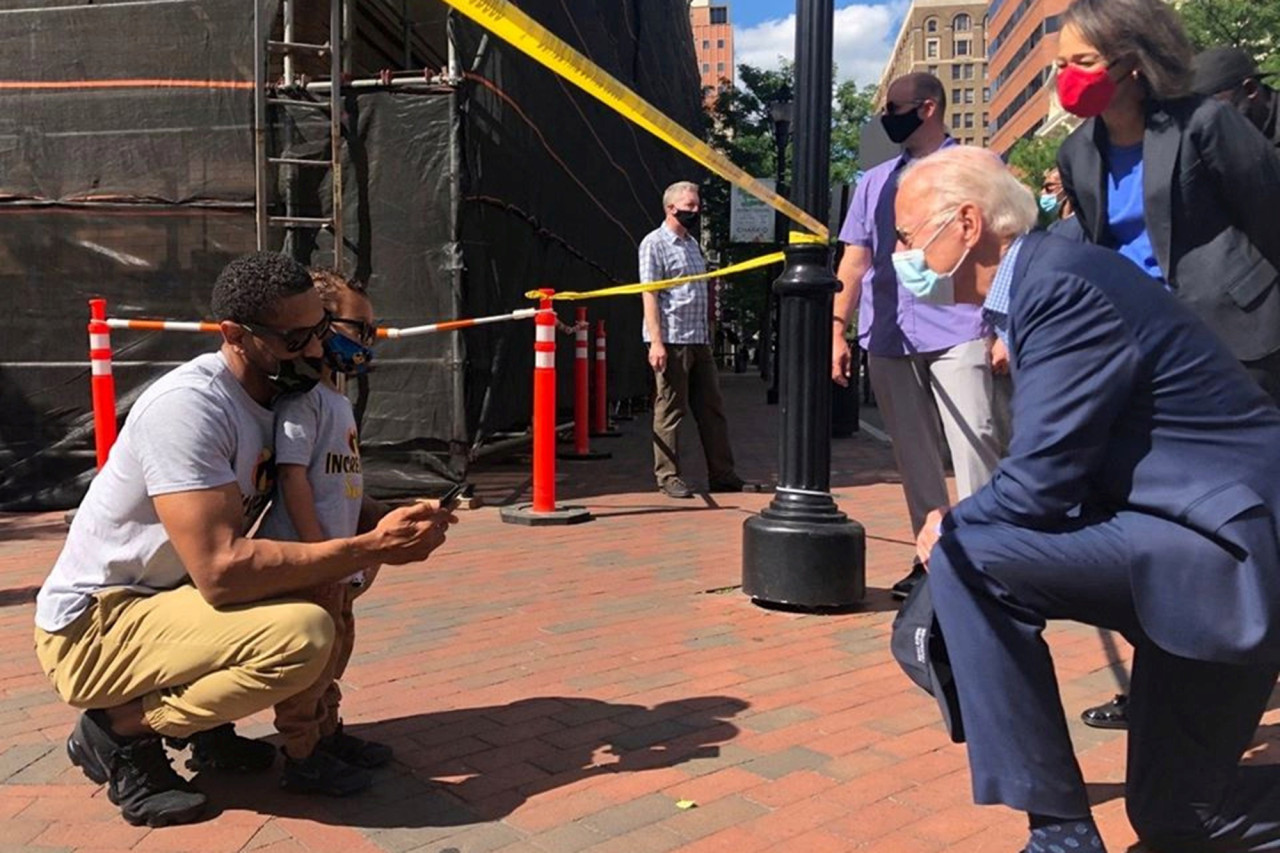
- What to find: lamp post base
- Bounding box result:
[742,502,865,607]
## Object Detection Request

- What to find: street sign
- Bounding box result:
[729,178,778,244]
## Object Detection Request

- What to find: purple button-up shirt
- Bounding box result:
[839,139,986,357]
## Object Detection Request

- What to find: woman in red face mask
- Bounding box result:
[1055,0,1280,734]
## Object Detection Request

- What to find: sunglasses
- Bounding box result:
[240,310,333,353]
[332,316,378,345]
[883,98,923,115]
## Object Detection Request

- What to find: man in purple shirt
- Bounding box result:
[832,73,1009,599]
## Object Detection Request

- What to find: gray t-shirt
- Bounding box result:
[257,383,363,549]
[36,352,275,631]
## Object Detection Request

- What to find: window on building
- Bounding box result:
[927,39,939,59]
[717,39,725,49]
[928,64,939,76]
[955,39,970,56]
[963,63,975,80]
[954,13,971,32]
[965,88,975,104]
[952,87,962,104]
[926,17,938,33]
[984,86,991,101]
[717,62,725,73]
[952,65,962,80]
[710,6,727,25]
[964,113,974,128]
[702,63,710,73]
[702,39,710,50]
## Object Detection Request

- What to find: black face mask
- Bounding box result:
[674,208,701,238]
[881,109,924,145]
[267,355,325,396]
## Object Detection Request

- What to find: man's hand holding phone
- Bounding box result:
[369,484,462,565]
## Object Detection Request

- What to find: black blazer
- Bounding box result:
[1057,96,1280,361]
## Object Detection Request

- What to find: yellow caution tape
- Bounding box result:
[789,230,830,245]
[524,251,785,301]
[440,0,829,241]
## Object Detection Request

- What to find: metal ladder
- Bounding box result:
[252,0,347,271]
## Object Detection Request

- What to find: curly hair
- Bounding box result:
[308,267,367,313]
[210,252,314,323]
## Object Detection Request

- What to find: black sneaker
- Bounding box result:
[1081,693,1129,730]
[280,748,373,796]
[67,711,208,827]
[168,723,276,773]
[659,477,695,498]
[317,722,394,769]
[890,563,927,601]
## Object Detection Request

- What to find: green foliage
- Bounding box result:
[700,63,876,340]
[1006,128,1070,192]
[1176,0,1280,73]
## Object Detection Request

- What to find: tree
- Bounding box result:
[1006,127,1070,191]
[700,63,876,347]
[1176,0,1280,73]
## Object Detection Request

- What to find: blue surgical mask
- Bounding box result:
[1039,193,1063,215]
[323,333,375,376]
[892,210,968,305]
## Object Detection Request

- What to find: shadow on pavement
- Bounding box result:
[192,695,749,831]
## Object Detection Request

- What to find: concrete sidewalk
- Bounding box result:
[0,371,1257,852]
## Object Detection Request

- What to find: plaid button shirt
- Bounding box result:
[638,223,710,345]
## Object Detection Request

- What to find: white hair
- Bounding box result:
[663,180,700,209]
[900,147,1038,240]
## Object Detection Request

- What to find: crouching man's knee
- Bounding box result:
[258,601,335,698]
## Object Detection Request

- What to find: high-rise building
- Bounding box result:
[689,0,734,99]
[986,0,1073,153]
[875,0,993,147]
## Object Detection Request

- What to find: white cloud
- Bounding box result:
[734,1,908,88]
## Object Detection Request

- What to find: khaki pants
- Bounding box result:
[868,338,1011,537]
[273,582,356,758]
[34,585,334,739]
[651,343,736,486]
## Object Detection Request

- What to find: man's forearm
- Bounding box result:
[201,533,389,606]
[641,292,663,343]
[834,261,866,324]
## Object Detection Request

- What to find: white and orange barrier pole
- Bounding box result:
[105,319,221,333]
[591,318,621,438]
[499,290,592,526]
[88,299,118,468]
[558,308,609,461]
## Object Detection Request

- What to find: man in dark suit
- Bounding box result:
[898,146,1280,852]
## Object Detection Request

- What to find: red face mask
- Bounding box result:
[1057,64,1118,117]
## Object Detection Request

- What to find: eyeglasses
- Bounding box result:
[240,310,333,352]
[333,316,378,345]
[883,98,923,115]
[895,208,959,250]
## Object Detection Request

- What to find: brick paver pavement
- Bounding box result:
[3,371,1277,852]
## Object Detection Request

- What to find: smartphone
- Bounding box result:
[438,483,465,510]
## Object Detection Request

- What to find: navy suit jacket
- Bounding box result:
[949,232,1280,665]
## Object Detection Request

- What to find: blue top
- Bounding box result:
[1105,142,1165,283]
[981,235,1025,344]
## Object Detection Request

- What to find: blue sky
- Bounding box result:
[729,1,909,87]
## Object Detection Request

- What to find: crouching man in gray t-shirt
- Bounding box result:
[33,253,455,828]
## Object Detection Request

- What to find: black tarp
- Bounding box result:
[0,0,703,509]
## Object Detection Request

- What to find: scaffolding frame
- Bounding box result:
[253,0,347,271]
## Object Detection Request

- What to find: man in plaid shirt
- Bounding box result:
[640,181,745,498]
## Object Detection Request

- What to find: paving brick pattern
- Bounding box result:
[4,372,1278,852]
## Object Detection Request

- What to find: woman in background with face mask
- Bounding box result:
[1054,0,1280,734]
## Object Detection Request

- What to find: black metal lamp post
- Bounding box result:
[742,0,865,608]
[764,89,792,405]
